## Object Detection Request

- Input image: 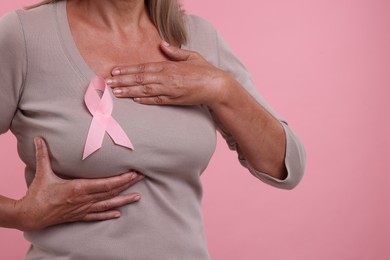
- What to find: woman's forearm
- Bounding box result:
[209,75,287,180]
[0,195,22,230]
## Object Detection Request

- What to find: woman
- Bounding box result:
[0,0,306,259]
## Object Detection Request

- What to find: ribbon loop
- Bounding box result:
[82,76,134,160]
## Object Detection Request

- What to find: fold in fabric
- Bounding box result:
[82,76,134,160]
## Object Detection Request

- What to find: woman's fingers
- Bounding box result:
[132,96,172,105]
[68,172,144,204]
[111,84,172,99]
[69,193,141,222]
[88,174,145,201]
[79,171,139,195]
[108,42,194,79]
[81,211,122,222]
[106,72,162,87]
[105,43,216,106]
[89,193,141,213]
[111,62,164,76]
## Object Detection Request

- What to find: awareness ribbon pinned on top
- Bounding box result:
[82,76,134,160]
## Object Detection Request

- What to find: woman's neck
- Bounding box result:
[68,0,150,34]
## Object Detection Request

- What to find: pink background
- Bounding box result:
[1,0,389,259]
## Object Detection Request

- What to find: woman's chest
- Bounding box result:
[13,75,217,180]
[71,23,167,78]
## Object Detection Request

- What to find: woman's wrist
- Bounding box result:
[12,198,36,232]
[206,71,240,111]
[0,195,27,231]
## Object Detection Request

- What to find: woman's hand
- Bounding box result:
[105,42,289,180]
[105,41,235,109]
[14,137,144,232]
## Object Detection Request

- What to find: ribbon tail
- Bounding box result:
[106,118,134,150]
[83,76,133,160]
[82,117,107,160]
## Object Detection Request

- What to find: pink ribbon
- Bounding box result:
[82,76,134,160]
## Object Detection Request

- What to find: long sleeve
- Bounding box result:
[212,30,306,190]
[185,15,306,189]
[0,11,27,134]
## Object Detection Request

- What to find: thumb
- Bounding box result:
[160,41,192,61]
[34,137,53,176]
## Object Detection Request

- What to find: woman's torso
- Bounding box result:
[11,1,217,259]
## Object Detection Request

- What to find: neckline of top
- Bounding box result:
[54,0,191,82]
[55,0,96,80]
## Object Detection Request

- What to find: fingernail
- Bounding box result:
[130,172,137,180]
[134,195,141,201]
[112,69,121,76]
[162,40,170,47]
[113,88,122,95]
[114,212,121,218]
[123,172,133,178]
[133,98,141,103]
[106,79,113,85]
[34,137,41,148]
[124,172,135,179]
